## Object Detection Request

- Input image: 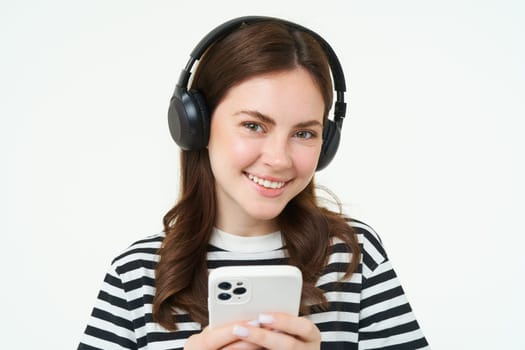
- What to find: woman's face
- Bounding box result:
[207,68,325,235]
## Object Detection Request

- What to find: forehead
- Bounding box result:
[217,68,325,123]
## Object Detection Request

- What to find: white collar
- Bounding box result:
[209,227,284,253]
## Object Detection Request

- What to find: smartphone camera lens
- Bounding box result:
[233,287,247,295]
[218,282,231,290]
[218,293,231,301]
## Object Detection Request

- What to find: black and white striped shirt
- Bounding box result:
[78,221,430,349]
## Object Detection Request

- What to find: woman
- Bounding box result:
[78,17,429,350]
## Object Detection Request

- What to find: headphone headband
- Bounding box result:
[177,16,347,123]
[188,17,345,89]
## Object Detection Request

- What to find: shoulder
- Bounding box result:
[110,233,165,276]
[333,219,390,273]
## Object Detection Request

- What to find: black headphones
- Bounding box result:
[168,16,347,171]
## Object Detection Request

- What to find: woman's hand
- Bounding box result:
[226,312,321,350]
[185,313,320,350]
[184,321,263,350]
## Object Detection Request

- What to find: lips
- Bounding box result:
[247,174,286,189]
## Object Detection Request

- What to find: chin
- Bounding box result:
[247,207,285,222]
[250,212,281,222]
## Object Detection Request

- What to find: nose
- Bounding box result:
[261,134,293,169]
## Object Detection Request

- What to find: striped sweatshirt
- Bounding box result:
[78,221,430,349]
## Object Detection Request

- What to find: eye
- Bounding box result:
[294,130,317,139]
[243,122,264,133]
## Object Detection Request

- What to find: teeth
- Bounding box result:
[248,174,285,189]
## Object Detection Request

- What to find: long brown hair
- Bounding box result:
[153,20,361,330]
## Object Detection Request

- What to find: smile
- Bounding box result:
[247,174,286,189]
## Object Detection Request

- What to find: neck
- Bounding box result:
[214,219,279,237]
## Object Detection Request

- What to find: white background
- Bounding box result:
[2,0,524,349]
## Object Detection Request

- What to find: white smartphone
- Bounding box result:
[208,265,303,328]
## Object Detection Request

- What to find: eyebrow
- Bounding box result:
[235,110,323,129]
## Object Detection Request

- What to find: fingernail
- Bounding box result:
[247,319,260,327]
[258,313,275,324]
[232,325,250,337]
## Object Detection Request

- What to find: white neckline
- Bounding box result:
[209,228,284,253]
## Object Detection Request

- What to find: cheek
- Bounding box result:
[292,146,322,173]
[216,136,258,166]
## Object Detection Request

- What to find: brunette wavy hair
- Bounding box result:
[153,20,361,330]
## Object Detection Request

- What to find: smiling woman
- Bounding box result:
[78,16,430,350]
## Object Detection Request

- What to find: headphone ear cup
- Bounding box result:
[317,119,341,171]
[167,88,210,150]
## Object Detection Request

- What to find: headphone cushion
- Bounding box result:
[188,89,210,148]
[317,120,341,171]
